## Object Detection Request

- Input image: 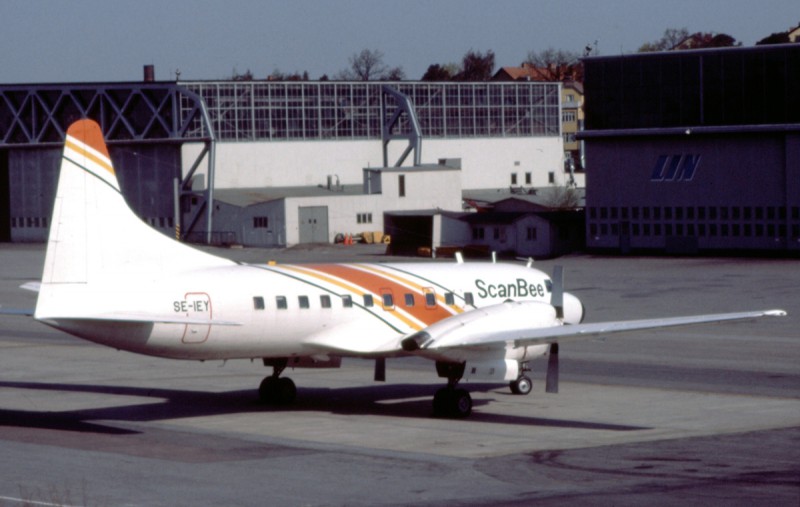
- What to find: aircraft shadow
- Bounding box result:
[0,380,649,435]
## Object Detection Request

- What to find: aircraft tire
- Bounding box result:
[276,377,297,404]
[510,376,533,395]
[259,376,278,403]
[433,387,472,418]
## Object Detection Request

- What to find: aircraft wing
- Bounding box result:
[421,308,787,351]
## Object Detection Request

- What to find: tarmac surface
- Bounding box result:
[0,242,798,506]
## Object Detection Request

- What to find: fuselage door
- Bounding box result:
[181,292,211,344]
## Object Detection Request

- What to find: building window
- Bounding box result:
[526,227,537,241]
[253,216,269,228]
[398,174,406,197]
[525,172,532,185]
[472,227,485,240]
[357,212,372,224]
[562,110,576,122]
[511,173,518,185]
[563,133,576,144]
[548,171,555,184]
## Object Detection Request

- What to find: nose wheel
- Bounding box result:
[509,375,533,395]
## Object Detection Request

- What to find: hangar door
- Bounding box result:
[299,206,329,244]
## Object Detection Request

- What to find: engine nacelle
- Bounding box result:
[563,291,585,324]
[461,359,520,382]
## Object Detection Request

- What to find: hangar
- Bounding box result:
[581,43,800,255]
[0,77,569,247]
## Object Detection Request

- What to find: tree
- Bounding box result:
[456,50,495,81]
[382,66,406,81]
[524,48,581,81]
[337,49,389,80]
[421,63,453,81]
[638,28,689,52]
[757,32,791,45]
[231,68,254,81]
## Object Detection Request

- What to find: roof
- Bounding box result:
[213,184,364,207]
[463,187,586,209]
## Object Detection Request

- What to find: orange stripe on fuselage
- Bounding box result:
[304,264,455,327]
[353,264,463,315]
[280,264,425,331]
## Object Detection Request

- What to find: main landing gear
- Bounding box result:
[433,362,472,418]
[259,358,296,405]
[509,361,533,395]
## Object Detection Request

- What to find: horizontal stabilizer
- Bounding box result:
[39,312,241,326]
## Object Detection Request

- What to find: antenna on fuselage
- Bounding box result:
[455,251,464,264]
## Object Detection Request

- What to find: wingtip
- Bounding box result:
[764,309,787,317]
[66,119,109,159]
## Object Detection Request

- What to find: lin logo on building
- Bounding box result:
[650,154,701,182]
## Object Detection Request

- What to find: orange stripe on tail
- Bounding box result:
[66,119,111,160]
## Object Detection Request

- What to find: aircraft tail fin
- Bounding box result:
[36,119,230,319]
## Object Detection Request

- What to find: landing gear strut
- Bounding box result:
[433,361,472,418]
[259,358,296,405]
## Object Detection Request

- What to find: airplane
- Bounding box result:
[12,118,786,418]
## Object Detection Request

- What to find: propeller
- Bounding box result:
[545,343,559,393]
[374,358,386,382]
[546,266,564,393]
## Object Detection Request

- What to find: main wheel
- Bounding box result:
[510,376,533,395]
[259,376,278,403]
[276,377,297,404]
[433,387,453,417]
[450,388,472,418]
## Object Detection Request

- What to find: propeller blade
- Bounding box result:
[551,265,564,320]
[545,343,559,393]
[374,358,386,382]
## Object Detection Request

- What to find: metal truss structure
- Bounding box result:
[0,83,217,243]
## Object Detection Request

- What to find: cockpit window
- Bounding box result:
[545,280,553,293]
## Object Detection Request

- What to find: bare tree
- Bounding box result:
[337,49,389,80]
[638,28,690,52]
[524,48,581,81]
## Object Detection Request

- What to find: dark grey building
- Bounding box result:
[581,44,800,254]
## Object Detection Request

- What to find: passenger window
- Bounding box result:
[276,296,288,310]
[320,295,331,308]
[363,294,374,307]
[404,293,415,307]
[382,293,394,309]
[298,296,310,309]
[342,295,353,308]
[464,292,474,306]
[445,292,455,305]
[253,296,265,310]
[424,291,436,307]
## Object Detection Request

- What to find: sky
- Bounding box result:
[1,0,797,83]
